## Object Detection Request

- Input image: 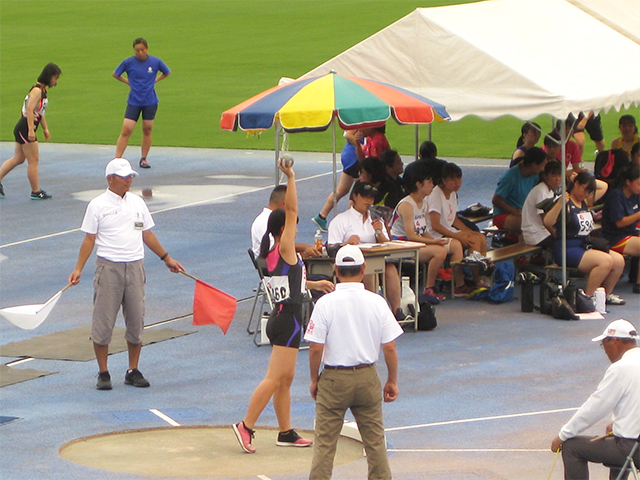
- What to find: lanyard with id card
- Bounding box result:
[134,211,144,230]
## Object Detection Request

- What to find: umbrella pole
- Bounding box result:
[332,120,337,217]
[414,124,419,161]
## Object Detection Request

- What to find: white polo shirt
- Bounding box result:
[250,207,272,258]
[304,282,403,366]
[81,189,154,262]
[560,347,640,441]
[328,207,379,245]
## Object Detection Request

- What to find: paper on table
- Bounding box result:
[357,244,384,249]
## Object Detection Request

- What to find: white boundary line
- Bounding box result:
[149,409,180,427]
[0,172,332,250]
[388,448,549,452]
[385,407,578,432]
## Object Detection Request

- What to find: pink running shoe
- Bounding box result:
[276,429,313,447]
[423,287,446,302]
[454,284,474,297]
[233,421,256,453]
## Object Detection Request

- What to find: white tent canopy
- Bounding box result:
[568,0,640,45]
[301,0,640,122]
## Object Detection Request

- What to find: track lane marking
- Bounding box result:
[149,409,180,426]
[385,407,579,432]
[0,172,331,249]
[388,448,549,452]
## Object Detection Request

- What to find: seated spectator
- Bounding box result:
[312,129,364,232]
[544,172,626,304]
[572,111,606,155]
[542,131,561,163]
[389,162,450,301]
[521,160,562,249]
[610,114,639,157]
[547,128,609,204]
[602,166,640,294]
[510,122,541,167]
[428,162,488,292]
[327,181,403,320]
[417,140,447,186]
[379,149,405,209]
[358,156,389,206]
[553,118,587,177]
[492,147,547,233]
[632,142,640,167]
[251,184,319,259]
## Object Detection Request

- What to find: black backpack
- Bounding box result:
[417,301,437,331]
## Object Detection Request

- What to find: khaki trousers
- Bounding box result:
[91,257,145,345]
[309,365,391,480]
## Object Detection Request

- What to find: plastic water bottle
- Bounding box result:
[400,277,416,317]
[314,230,323,251]
[595,287,606,314]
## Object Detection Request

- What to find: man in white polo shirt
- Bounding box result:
[551,319,640,479]
[69,158,183,390]
[305,244,402,480]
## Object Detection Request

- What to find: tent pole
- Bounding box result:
[560,120,567,287]
[332,120,337,217]
[275,122,281,186]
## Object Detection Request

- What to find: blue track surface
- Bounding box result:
[0,142,637,479]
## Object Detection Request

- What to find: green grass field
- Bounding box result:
[1,0,637,159]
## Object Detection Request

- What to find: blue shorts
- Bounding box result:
[124,104,158,121]
[553,238,586,268]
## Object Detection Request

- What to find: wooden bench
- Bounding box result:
[447,242,543,299]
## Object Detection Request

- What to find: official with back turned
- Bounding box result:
[304,244,403,480]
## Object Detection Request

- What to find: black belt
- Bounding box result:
[324,363,373,371]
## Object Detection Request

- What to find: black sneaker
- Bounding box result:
[124,368,150,387]
[276,429,312,447]
[0,182,4,197]
[394,308,407,322]
[30,189,52,200]
[139,158,151,169]
[96,371,112,390]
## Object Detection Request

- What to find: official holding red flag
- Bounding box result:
[69,158,184,391]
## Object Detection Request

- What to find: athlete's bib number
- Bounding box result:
[265,275,290,303]
[576,211,593,237]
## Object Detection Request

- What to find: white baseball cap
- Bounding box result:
[105,158,138,178]
[335,245,365,267]
[591,319,639,342]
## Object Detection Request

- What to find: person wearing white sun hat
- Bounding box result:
[551,319,640,479]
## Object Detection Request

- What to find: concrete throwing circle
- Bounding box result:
[59,426,364,478]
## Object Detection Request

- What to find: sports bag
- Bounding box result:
[417,301,437,331]
[487,262,515,303]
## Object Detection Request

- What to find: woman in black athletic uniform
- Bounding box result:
[0,63,61,200]
[233,157,333,454]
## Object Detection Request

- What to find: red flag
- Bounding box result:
[192,279,237,333]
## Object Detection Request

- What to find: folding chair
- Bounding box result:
[612,434,640,480]
[246,249,273,339]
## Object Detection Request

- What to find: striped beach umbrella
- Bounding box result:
[220,71,449,133]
